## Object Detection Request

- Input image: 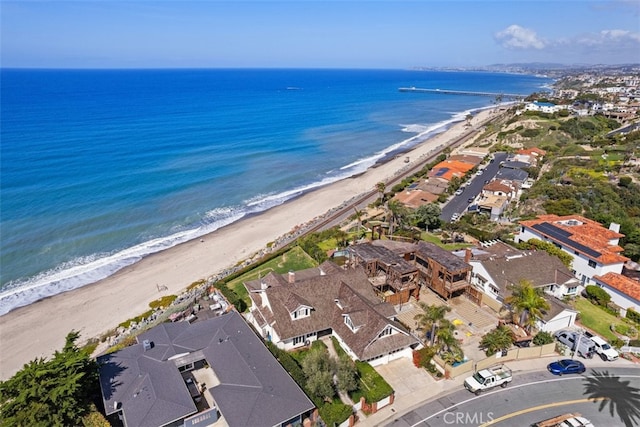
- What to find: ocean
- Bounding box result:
[0,68,551,315]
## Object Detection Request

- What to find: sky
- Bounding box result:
[2,1,639,69]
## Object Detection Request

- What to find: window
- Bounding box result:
[293,336,305,345]
[588,260,597,268]
[379,326,393,338]
[567,286,577,294]
[344,316,354,331]
[292,307,310,320]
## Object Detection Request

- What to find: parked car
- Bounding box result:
[454,189,464,196]
[532,412,594,427]
[554,330,596,358]
[463,364,512,395]
[451,213,460,221]
[547,359,586,376]
[587,335,619,361]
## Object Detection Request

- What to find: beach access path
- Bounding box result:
[0,108,500,380]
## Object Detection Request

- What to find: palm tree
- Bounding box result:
[376,181,386,204]
[435,319,464,362]
[386,199,409,235]
[414,303,451,346]
[505,279,550,333]
[479,325,515,356]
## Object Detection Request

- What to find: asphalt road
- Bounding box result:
[385,367,640,427]
[440,152,509,222]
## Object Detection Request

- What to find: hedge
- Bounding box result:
[350,361,393,403]
[318,401,352,426]
[627,308,640,325]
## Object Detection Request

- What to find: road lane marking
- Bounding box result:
[479,397,609,426]
[411,374,640,427]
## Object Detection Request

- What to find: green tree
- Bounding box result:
[414,302,451,346]
[412,203,442,231]
[301,347,336,402]
[386,199,409,235]
[0,331,98,426]
[479,325,515,356]
[505,280,550,333]
[335,358,358,394]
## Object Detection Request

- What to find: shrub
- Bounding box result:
[318,402,352,426]
[585,285,611,306]
[626,308,640,325]
[413,347,437,369]
[533,331,554,346]
[265,341,306,386]
[148,295,177,309]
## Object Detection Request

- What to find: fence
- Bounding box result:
[620,345,640,354]
[432,343,557,378]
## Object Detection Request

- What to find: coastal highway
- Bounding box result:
[386,367,640,427]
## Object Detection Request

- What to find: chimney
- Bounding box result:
[288,271,295,283]
[609,222,621,233]
[464,248,472,263]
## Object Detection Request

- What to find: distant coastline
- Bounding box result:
[0,103,502,380]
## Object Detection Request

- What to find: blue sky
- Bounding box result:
[2,1,639,68]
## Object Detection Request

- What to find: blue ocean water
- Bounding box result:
[0,69,550,314]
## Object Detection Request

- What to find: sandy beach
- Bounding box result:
[0,108,496,379]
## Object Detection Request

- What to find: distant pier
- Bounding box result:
[398,87,526,99]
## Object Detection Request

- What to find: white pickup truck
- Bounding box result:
[464,364,512,395]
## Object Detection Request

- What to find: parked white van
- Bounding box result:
[554,330,596,358]
[588,335,619,361]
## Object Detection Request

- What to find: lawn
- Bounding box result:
[227,246,317,302]
[572,297,626,341]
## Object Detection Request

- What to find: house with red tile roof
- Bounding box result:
[428,160,475,181]
[516,215,628,287]
[593,272,640,316]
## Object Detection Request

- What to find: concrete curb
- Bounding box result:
[358,354,638,427]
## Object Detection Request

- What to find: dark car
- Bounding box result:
[547,359,586,375]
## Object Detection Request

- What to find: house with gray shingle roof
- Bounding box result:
[464,247,581,302]
[98,311,315,427]
[243,263,420,366]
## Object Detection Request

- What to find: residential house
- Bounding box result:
[536,296,579,333]
[413,241,479,303]
[475,194,510,221]
[97,311,315,427]
[516,214,628,286]
[347,243,420,304]
[592,272,640,316]
[524,101,566,114]
[428,159,475,181]
[243,263,420,366]
[481,180,518,201]
[393,187,439,209]
[494,168,529,190]
[459,242,582,303]
[516,147,546,165]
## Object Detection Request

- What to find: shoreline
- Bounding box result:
[0,107,499,380]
